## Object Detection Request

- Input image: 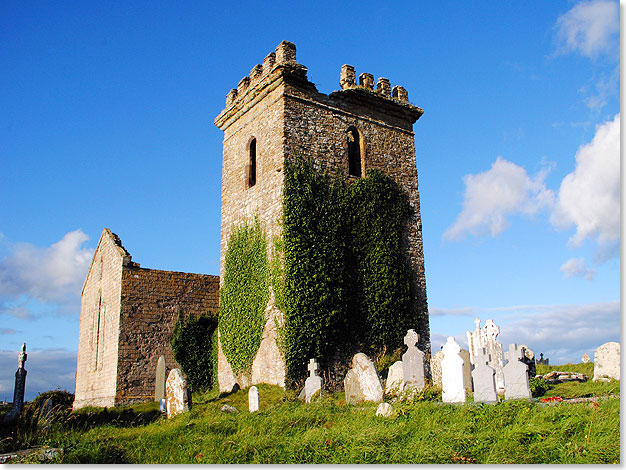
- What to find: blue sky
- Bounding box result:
[0,1,620,400]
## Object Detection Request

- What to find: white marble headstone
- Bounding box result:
[441,337,466,403]
[304,358,323,403]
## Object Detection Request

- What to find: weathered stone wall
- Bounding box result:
[282,71,431,365]
[74,229,128,409]
[214,41,431,390]
[74,229,219,409]
[116,266,219,404]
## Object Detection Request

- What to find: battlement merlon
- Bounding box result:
[214,41,423,130]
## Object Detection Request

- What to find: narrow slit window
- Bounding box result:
[248,138,257,188]
[347,128,361,177]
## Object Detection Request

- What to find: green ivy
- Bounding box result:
[283,158,352,382]
[219,217,269,375]
[282,157,418,383]
[170,313,218,391]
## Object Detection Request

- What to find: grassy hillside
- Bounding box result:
[1,365,620,464]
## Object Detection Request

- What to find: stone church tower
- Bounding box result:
[214,41,430,391]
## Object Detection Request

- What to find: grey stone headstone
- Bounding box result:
[459,349,473,391]
[344,369,363,404]
[431,350,444,388]
[155,355,166,402]
[593,342,620,381]
[248,386,259,412]
[304,358,323,403]
[402,329,425,391]
[165,368,189,418]
[385,361,405,396]
[36,397,55,432]
[441,337,466,403]
[581,353,591,364]
[471,348,497,404]
[503,344,531,400]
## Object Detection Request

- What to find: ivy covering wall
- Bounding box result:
[282,157,417,383]
[219,218,269,375]
[170,313,218,391]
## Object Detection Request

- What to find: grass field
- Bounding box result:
[1,364,620,464]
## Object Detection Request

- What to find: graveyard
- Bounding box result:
[0,354,619,464]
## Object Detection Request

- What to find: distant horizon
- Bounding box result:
[1,0,620,401]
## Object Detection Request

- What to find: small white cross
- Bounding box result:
[308,358,319,377]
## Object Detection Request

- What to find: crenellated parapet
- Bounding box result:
[340,64,412,105]
[223,41,301,109]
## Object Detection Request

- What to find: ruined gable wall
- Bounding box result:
[115,268,219,404]
[73,229,125,409]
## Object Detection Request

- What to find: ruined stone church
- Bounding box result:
[73,41,430,409]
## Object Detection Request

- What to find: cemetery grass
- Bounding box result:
[25,381,620,464]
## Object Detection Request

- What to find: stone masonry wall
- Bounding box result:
[282,75,431,375]
[74,229,128,409]
[116,267,219,404]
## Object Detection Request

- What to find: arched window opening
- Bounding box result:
[247,138,257,188]
[347,128,361,177]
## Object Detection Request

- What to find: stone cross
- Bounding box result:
[3,343,28,423]
[304,358,323,403]
[503,344,531,400]
[18,343,27,369]
[581,353,590,364]
[471,347,497,404]
[402,329,425,390]
[248,386,259,412]
[441,337,466,403]
[466,318,505,392]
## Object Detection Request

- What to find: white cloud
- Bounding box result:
[496,301,620,364]
[550,114,620,255]
[429,307,475,317]
[582,67,619,112]
[554,0,619,59]
[0,230,94,317]
[0,348,77,401]
[443,157,554,240]
[560,257,596,280]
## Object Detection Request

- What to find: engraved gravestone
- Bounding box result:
[344,353,383,404]
[248,385,259,412]
[441,337,466,403]
[155,355,166,402]
[4,343,27,423]
[402,329,425,391]
[165,368,189,418]
[503,344,531,400]
[471,347,497,404]
[304,358,323,403]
